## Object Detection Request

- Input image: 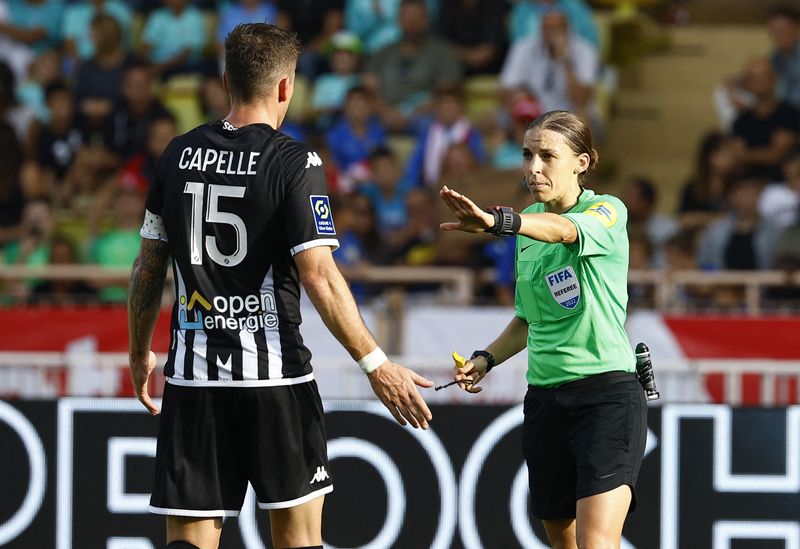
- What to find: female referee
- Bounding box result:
[440,110,647,549]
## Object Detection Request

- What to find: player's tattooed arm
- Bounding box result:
[128,238,170,354]
[128,238,170,415]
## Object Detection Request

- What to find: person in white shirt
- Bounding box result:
[758,148,800,230]
[500,9,599,125]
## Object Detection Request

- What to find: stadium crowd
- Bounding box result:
[0,0,799,308]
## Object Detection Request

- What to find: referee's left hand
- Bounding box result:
[367,361,434,429]
[455,358,488,394]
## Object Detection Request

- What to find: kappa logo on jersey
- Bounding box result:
[178,289,279,332]
[309,466,329,484]
[583,201,617,228]
[310,195,336,235]
[305,151,323,168]
[545,266,581,309]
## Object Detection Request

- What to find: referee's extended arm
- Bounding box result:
[295,246,434,429]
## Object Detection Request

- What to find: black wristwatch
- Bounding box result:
[470,350,496,372]
[484,206,521,237]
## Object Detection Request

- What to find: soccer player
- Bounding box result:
[440,110,647,548]
[127,23,433,549]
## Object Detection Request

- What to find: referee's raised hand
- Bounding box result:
[367,361,434,429]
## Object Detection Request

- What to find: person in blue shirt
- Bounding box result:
[312,31,363,127]
[326,86,388,173]
[141,0,208,76]
[358,147,411,233]
[345,0,439,53]
[1,0,63,54]
[215,0,278,56]
[62,0,133,62]
[509,0,598,48]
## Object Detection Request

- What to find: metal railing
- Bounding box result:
[1,265,799,312]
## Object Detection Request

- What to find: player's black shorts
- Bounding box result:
[149,379,333,517]
[522,370,647,520]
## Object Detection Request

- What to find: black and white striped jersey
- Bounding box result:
[140,120,338,386]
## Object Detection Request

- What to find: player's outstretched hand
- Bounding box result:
[439,185,495,233]
[455,357,488,394]
[367,361,434,429]
[130,350,160,416]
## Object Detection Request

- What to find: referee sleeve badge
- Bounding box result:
[583,201,618,228]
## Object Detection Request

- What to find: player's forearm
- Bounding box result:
[518,213,577,244]
[302,264,378,360]
[128,240,169,361]
[485,315,528,366]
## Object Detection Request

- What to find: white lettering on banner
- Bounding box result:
[712,521,800,549]
[178,146,260,175]
[0,402,46,546]
[660,405,800,549]
[107,437,158,513]
[107,538,156,549]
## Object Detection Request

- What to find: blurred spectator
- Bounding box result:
[345,0,438,53]
[0,61,35,141]
[509,0,599,48]
[140,0,208,77]
[0,2,34,82]
[62,0,132,63]
[627,228,654,308]
[500,9,599,125]
[33,82,84,199]
[730,57,799,181]
[30,234,97,305]
[200,74,230,122]
[404,83,484,187]
[364,0,463,132]
[312,31,363,124]
[109,62,172,159]
[16,49,61,123]
[758,148,800,230]
[678,132,739,228]
[437,0,509,75]
[767,5,800,112]
[279,0,343,79]
[332,192,386,300]
[358,147,411,233]
[482,236,516,305]
[0,122,25,246]
[3,198,54,267]
[0,0,62,56]
[492,96,542,170]
[663,230,716,309]
[326,86,387,180]
[697,177,781,270]
[117,115,178,194]
[74,15,135,129]
[388,187,438,264]
[89,186,146,302]
[217,0,279,56]
[622,176,679,267]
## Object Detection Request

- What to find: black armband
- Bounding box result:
[470,350,496,372]
[484,206,521,237]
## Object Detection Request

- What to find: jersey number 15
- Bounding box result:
[184,182,247,267]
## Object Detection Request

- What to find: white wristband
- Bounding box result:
[357,348,387,374]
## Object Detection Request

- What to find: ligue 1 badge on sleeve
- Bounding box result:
[310,195,336,235]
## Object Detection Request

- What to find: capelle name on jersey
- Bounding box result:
[178,147,261,175]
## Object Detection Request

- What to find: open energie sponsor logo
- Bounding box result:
[178,289,278,332]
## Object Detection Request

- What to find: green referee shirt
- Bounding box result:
[514,188,634,387]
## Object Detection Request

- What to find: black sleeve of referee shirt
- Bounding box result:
[283,147,340,257]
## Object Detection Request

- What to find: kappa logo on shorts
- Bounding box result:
[583,201,618,228]
[545,266,581,309]
[310,195,336,235]
[310,466,329,484]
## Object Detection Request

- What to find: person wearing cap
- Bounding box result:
[312,31,363,123]
[493,95,543,170]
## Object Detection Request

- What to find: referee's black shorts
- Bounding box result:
[149,379,332,517]
[522,370,647,520]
